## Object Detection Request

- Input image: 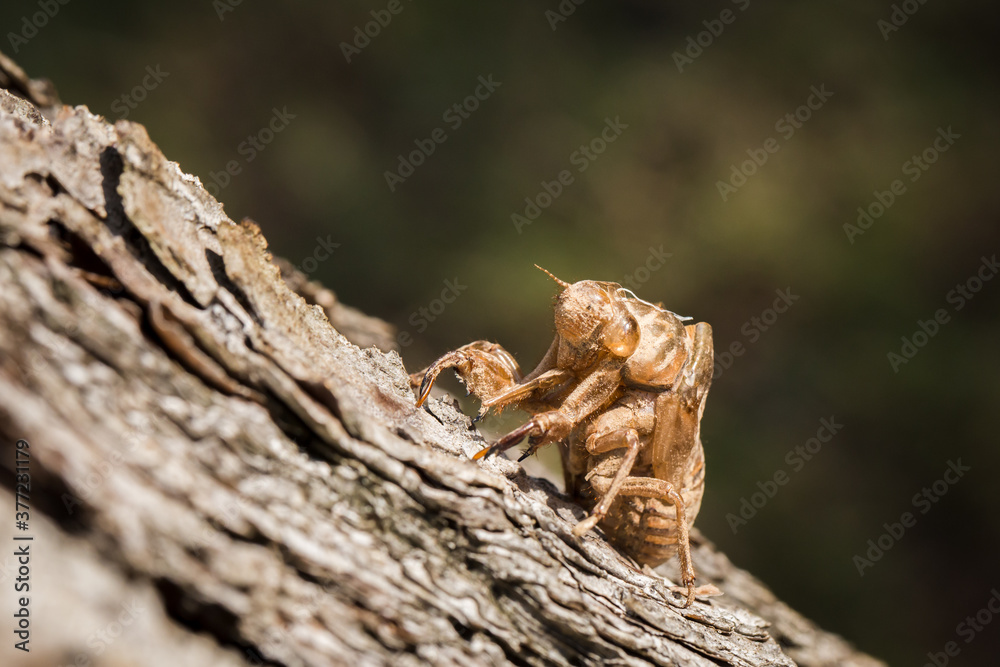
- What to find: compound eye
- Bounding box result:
[603,313,640,357]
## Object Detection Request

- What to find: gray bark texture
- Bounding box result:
[0,51,884,667]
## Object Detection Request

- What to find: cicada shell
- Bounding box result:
[411,267,713,605]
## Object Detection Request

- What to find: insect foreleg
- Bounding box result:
[411,341,522,408]
[476,357,626,460]
[480,367,574,413]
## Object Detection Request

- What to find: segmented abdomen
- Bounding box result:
[594,444,705,567]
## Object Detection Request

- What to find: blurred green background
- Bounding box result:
[4,1,998,663]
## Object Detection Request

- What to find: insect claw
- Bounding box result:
[472,444,496,460]
[668,582,698,607]
[516,439,546,462]
[472,421,534,461]
[415,373,435,408]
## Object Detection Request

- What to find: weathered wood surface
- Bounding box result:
[0,53,884,667]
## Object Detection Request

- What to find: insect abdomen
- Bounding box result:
[596,446,705,567]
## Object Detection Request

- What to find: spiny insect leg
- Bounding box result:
[572,428,641,537]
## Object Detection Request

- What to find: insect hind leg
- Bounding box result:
[572,427,642,537]
[615,477,699,607]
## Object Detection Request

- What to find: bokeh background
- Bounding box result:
[3,1,998,663]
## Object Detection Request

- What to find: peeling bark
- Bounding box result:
[0,52,883,667]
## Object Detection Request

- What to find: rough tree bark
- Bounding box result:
[0,52,884,667]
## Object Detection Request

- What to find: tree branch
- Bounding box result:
[0,52,882,667]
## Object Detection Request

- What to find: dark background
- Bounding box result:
[3,1,998,664]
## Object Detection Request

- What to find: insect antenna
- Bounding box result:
[534,265,571,290]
